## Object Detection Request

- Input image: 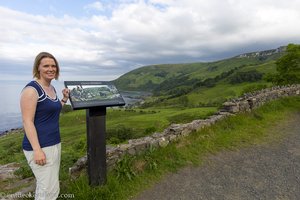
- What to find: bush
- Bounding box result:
[61,105,73,114]
[2,141,22,157]
[106,125,136,142]
[167,113,196,124]
[144,127,157,135]
[14,163,33,179]
[241,84,268,95]
[114,155,136,181]
[230,70,263,84]
[108,137,121,144]
[72,138,86,153]
[270,43,300,85]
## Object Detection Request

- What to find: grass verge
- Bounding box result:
[59,96,300,199]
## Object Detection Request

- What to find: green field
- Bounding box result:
[62,96,300,199]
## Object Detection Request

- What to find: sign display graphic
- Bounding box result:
[64,81,125,110]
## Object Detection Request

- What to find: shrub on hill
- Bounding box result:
[229,70,263,84]
[267,43,300,85]
[241,84,268,95]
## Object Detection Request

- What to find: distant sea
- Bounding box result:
[0,80,148,135]
[0,80,65,134]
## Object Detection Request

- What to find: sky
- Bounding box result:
[1,0,300,82]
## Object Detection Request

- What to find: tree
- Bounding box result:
[178,96,189,107]
[269,44,300,85]
[229,70,263,84]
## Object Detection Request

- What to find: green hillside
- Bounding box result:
[158,60,278,108]
[114,47,285,108]
[114,47,285,93]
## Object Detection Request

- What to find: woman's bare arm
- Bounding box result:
[20,87,46,165]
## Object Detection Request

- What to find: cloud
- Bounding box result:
[0,0,300,81]
[84,1,104,12]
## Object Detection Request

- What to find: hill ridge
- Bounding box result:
[114,45,286,93]
[235,46,286,59]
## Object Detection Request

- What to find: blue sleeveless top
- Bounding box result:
[22,81,62,151]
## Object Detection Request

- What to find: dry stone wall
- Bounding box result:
[69,84,300,177]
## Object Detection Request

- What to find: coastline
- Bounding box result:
[0,127,23,137]
[0,112,22,136]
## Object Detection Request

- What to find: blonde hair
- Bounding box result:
[33,52,60,80]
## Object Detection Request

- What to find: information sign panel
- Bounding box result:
[64,81,125,110]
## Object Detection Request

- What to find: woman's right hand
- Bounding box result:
[34,148,46,166]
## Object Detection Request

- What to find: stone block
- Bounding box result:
[158,137,169,147]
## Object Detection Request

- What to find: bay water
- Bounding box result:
[0,80,65,134]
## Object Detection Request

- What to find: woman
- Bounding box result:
[20,52,69,200]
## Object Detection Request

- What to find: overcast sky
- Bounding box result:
[1,0,300,82]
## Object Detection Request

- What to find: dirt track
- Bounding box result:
[134,112,300,200]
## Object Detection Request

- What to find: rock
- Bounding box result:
[158,137,169,147]
[0,163,21,180]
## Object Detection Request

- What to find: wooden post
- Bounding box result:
[86,107,107,186]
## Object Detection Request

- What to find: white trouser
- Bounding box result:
[23,143,61,200]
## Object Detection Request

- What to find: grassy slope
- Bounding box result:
[146,60,277,108]
[114,51,283,110]
[60,96,300,200]
[2,96,299,198]
[0,106,217,194]
[114,52,282,92]
[0,107,217,164]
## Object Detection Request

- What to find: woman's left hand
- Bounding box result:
[62,88,70,99]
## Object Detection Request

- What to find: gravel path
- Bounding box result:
[134,112,300,200]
